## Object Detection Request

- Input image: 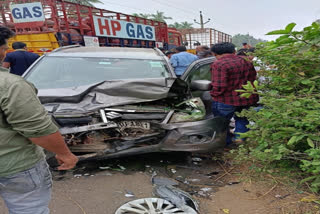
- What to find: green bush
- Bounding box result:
[236,22,320,191]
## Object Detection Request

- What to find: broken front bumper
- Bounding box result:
[76,116,228,162]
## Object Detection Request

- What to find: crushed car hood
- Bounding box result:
[38,78,188,115]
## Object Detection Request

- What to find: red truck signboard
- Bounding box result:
[93,16,156,41]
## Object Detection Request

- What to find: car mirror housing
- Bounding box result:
[190,80,212,91]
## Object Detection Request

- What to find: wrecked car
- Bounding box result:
[23,46,228,162]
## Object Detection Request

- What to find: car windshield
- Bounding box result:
[25,57,171,89]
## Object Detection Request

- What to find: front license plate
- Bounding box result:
[117,121,150,130]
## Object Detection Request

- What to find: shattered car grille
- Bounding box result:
[59,120,166,154]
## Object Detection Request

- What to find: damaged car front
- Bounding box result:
[23,46,228,161]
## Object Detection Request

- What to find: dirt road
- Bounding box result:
[1,172,153,214]
[0,153,316,214]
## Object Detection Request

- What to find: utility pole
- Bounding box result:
[194,11,211,29]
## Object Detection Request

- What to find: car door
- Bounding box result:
[181,57,216,117]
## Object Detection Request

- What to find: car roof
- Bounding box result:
[48,46,165,60]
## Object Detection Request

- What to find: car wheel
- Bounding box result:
[115,198,197,214]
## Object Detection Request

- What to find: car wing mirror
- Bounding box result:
[190,80,212,91]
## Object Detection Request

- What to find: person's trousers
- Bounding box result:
[212,101,250,145]
[0,159,52,214]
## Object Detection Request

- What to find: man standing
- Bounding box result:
[2,42,40,76]
[170,46,198,77]
[237,47,255,61]
[210,42,259,146]
[158,47,166,54]
[0,26,78,214]
[195,45,212,59]
[242,42,252,50]
[165,50,175,59]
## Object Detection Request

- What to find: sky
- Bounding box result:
[94,0,320,40]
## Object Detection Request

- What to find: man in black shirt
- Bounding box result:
[2,42,39,76]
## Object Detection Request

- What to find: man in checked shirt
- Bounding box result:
[210,42,259,147]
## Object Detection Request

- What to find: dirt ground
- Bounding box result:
[0,171,153,214]
[0,153,318,214]
[200,175,318,214]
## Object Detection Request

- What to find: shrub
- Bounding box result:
[237,22,320,192]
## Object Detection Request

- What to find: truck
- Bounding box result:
[179,28,232,54]
[0,0,183,55]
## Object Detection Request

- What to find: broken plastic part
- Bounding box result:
[100,109,108,123]
[153,185,199,212]
[152,177,179,187]
[170,98,206,123]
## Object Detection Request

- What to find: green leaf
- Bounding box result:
[264,112,273,118]
[276,35,290,40]
[300,175,317,184]
[312,22,320,29]
[243,81,255,92]
[299,45,311,53]
[307,85,315,94]
[287,136,297,146]
[274,154,282,160]
[307,138,315,148]
[277,38,295,45]
[309,75,320,80]
[242,84,251,90]
[312,161,320,166]
[285,23,297,33]
[253,80,259,88]
[266,29,289,35]
[301,80,312,85]
[303,26,313,31]
[265,23,295,36]
[235,89,246,93]
[240,93,252,98]
[292,101,301,107]
[275,35,295,44]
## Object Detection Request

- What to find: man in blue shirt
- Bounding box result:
[2,42,40,76]
[170,46,198,77]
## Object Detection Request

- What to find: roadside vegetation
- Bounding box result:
[232,33,267,48]
[235,22,320,193]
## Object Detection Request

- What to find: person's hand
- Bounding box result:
[55,153,78,170]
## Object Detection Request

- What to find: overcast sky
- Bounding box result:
[95,0,320,40]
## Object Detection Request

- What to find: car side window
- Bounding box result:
[186,63,211,83]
